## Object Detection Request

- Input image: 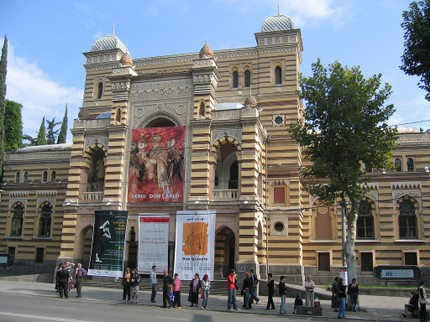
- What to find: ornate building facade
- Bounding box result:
[1,14,429,283]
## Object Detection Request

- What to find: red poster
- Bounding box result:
[128,126,185,202]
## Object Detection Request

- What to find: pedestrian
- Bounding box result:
[150,265,157,303]
[348,278,359,312]
[189,273,201,307]
[338,277,347,319]
[293,293,304,314]
[227,269,239,311]
[201,274,210,309]
[418,281,427,322]
[265,273,275,310]
[65,262,75,294]
[56,264,70,299]
[249,269,260,304]
[241,271,253,309]
[331,276,339,312]
[130,268,140,304]
[279,275,287,315]
[54,263,62,292]
[122,267,131,301]
[304,275,315,307]
[74,263,87,298]
[162,270,173,308]
[172,273,182,308]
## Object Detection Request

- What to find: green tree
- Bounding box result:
[57,104,68,144]
[290,59,397,282]
[36,116,47,146]
[46,117,61,145]
[4,100,22,151]
[22,134,37,147]
[400,0,430,100]
[0,36,8,178]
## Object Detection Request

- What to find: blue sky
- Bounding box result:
[1,0,429,141]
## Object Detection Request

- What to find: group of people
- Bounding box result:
[330,276,359,319]
[55,262,87,299]
[401,281,428,322]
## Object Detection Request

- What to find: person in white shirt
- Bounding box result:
[304,275,315,307]
[150,265,157,303]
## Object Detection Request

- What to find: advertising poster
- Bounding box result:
[138,214,170,274]
[128,126,186,203]
[174,210,216,280]
[88,210,128,277]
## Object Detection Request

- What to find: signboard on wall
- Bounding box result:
[128,126,186,203]
[88,210,128,277]
[374,265,421,281]
[138,214,169,274]
[174,210,216,280]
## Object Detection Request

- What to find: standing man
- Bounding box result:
[227,269,239,311]
[150,265,157,303]
[74,263,87,298]
[249,269,260,304]
[418,281,427,322]
[304,275,315,307]
[56,264,70,299]
[162,270,173,308]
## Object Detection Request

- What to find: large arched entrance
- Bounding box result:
[215,226,235,278]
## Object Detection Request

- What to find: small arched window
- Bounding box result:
[394,158,402,172]
[399,199,417,239]
[199,102,205,117]
[51,170,57,182]
[97,81,103,99]
[115,108,121,123]
[15,172,20,183]
[42,171,48,183]
[407,158,415,171]
[275,66,282,85]
[39,204,52,237]
[232,71,239,88]
[23,172,29,183]
[11,204,24,237]
[244,70,251,87]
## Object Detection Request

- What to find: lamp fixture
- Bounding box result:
[425,166,429,173]
[64,199,71,206]
[194,200,200,204]
[106,199,112,206]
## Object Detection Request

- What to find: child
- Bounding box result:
[294,293,304,314]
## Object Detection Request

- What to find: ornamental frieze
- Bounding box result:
[132,101,190,128]
[84,135,109,151]
[36,197,56,209]
[130,79,193,102]
[212,128,242,145]
[212,109,242,120]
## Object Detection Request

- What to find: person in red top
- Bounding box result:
[227,269,239,311]
[172,273,182,308]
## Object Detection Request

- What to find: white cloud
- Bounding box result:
[3,39,82,140]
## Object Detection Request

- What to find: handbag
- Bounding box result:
[201,292,204,299]
[188,292,192,302]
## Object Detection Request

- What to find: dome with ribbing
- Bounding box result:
[199,42,214,59]
[119,52,133,66]
[91,34,128,52]
[262,14,294,32]
[244,94,258,108]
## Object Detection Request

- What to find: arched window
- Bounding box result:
[115,108,121,123]
[357,200,374,239]
[244,70,251,87]
[399,199,417,239]
[407,158,415,171]
[42,171,48,183]
[232,71,239,88]
[199,102,205,117]
[275,66,282,85]
[39,204,52,237]
[11,204,24,237]
[15,172,20,183]
[23,171,29,183]
[51,170,57,182]
[394,158,402,171]
[97,81,103,99]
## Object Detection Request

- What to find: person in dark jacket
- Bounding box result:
[279,275,287,315]
[347,278,359,312]
[331,277,339,312]
[338,277,347,319]
[265,273,275,310]
[188,273,201,307]
[56,264,70,299]
[242,271,253,309]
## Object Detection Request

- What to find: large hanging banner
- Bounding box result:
[88,210,128,277]
[174,210,216,281]
[138,214,170,274]
[128,126,186,203]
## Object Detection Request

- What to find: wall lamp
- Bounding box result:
[425,166,430,173]
[106,199,112,206]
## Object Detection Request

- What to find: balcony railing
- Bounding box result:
[81,192,104,202]
[213,189,238,200]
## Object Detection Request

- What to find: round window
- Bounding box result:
[274,221,285,232]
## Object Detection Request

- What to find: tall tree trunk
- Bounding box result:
[345,199,358,284]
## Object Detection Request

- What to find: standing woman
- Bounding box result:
[122,267,131,301]
[418,281,427,322]
[348,278,359,312]
[201,274,211,309]
[189,273,201,307]
[130,268,141,304]
[265,273,275,310]
[331,277,339,312]
[279,275,287,315]
[172,273,182,308]
[337,277,347,319]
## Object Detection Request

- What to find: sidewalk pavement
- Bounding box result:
[0,280,411,321]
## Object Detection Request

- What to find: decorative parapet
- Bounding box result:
[74,119,111,129]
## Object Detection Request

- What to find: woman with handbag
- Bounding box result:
[200,274,210,309]
[189,273,201,307]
